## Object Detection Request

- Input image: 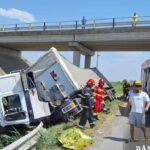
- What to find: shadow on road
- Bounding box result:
[104,136,128,143]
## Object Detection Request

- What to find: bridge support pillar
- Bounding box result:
[69,42,94,68]
[73,51,81,67]
[84,55,91,68]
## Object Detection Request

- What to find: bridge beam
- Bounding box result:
[68,42,94,56]
[69,42,94,68]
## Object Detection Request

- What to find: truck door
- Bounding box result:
[22,72,51,121]
[0,73,29,126]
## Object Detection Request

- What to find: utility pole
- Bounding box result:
[96,51,100,68]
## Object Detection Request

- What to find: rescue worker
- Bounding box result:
[79,79,96,129]
[132,12,138,28]
[123,80,130,101]
[93,78,105,120]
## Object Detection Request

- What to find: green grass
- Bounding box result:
[36,123,72,150]
[36,81,124,150]
[111,81,123,96]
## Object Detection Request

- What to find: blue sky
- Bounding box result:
[1,0,150,81]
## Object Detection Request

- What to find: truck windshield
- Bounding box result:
[2,95,26,121]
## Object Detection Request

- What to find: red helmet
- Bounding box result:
[99,79,104,85]
[87,79,95,86]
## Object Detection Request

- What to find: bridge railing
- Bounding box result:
[0,16,150,32]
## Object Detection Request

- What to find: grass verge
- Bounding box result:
[0,127,23,149]
[111,81,123,96]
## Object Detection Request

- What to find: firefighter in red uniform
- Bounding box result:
[93,79,105,120]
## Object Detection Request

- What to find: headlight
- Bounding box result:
[69,103,75,108]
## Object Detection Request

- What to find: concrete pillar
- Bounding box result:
[73,51,81,67]
[0,47,21,57]
[84,55,91,68]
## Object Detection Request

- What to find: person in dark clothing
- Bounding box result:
[79,79,96,129]
[123,80,130,101]
[81,16,87,29]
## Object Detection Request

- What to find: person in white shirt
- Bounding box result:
[125,80,150,142]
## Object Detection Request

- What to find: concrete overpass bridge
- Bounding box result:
[0,16,150,73]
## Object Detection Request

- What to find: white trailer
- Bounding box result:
[28,47,103,102]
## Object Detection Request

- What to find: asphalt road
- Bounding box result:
[86,106,150,150]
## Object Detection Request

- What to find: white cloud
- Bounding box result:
[0,8,35,23]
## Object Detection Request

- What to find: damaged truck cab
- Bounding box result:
[0,71,51,129]
[0,72,29,128]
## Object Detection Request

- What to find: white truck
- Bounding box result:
[0,47,114,131]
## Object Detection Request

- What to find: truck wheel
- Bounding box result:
[0,126,6,134]
[63,113,74,122]
[62,114,69,122]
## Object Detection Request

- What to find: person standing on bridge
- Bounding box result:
[81,16,87,29]
[132,12,138,28]
[125,80,150,142]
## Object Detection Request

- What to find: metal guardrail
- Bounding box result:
[0,16,150,32]
[2,122,45,150]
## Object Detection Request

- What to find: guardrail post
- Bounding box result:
[112,18,115,29]
[43,22,46,31]
[15,24,18,31]
[28,23,32,31]
[75,20,78,29]
[2,25,4,31]
[59,21,61,30]
[0,26,2,31]
[93,20,96,29]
